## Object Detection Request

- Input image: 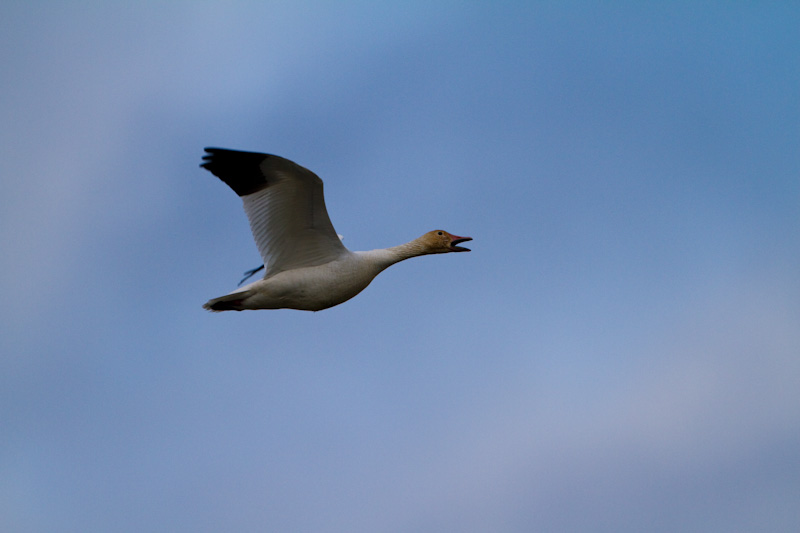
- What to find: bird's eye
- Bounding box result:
[437,231,443,235]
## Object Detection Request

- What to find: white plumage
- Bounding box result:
[201,148,471,311]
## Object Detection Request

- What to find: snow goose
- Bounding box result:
[200,148,471,311]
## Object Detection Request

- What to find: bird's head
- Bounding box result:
[419,230,472,254]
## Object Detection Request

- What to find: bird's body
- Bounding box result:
[207,249,392,312]
[200,148,471,312]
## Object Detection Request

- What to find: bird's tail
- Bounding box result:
[202,290,254,312]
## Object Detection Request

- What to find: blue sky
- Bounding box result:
[2,2,799,531]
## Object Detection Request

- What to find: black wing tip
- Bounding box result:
[200,147,273,196]
[199,147,273,166]
[199,147,222,168]
[202,147,268,156]
[238,264,265,286]
[202,147,227,156]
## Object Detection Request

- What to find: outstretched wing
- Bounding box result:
[201,148,348,277]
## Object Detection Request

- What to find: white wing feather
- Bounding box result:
[241,160,348,277]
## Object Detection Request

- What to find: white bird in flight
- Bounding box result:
[200,148,472,311]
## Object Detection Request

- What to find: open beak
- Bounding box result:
[449,235,472,252]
